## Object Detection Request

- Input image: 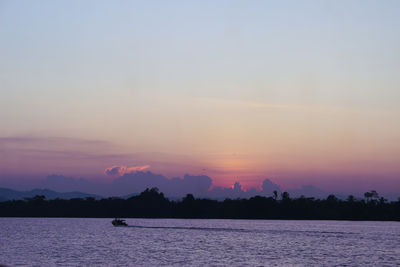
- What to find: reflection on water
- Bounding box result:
[0,218,399,266]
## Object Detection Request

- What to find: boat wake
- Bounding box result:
[126,225,250,232]
[122,225,358,236]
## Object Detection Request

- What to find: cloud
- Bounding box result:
[0,135,129,176]
[111,171,212,197]
[261,179,281,195]
[207,179,281,199]
[3,171,395,200]
[104,165,150,177]
[0,136,109,147]
[287,185,334,199]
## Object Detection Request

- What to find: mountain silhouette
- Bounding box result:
[0,188,101,201]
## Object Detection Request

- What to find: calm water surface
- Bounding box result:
[0,218,399,266]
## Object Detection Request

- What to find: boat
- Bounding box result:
[112,218,128,226]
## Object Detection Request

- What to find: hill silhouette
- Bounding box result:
[0,188,101,201]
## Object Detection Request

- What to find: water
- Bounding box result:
[0,218,399,266]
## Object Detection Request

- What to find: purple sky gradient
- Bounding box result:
[1,1,399,197]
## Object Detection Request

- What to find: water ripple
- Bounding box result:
[0,218,399,266]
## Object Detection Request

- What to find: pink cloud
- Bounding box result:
[104,165,150,177]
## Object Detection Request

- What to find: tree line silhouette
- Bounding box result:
[0,188,399,220]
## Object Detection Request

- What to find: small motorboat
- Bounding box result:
[112,218,128,227]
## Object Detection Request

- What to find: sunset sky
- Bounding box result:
[1,1,400,194]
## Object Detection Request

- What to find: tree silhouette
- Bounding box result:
[347,195,355,202]
[364,191,373,202]
[183,194,195,202]
[0,188,399,221]
[364,190,379,203]
[370,190,379,201]
[281,192,290,201]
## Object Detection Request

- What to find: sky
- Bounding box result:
[1,1,400,195]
